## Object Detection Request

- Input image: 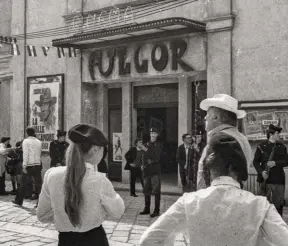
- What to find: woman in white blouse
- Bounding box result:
[140,133,288,246]
[37,124,125,246]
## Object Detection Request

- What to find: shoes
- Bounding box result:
[10,190,17,195]
[30,195,38,201]
[12,201,22,207]
[140,208,150,215]
[0,191,9,196]
[150,210,160,218]
[131,194,138,197]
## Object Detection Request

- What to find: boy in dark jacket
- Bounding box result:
[124,138,144,197]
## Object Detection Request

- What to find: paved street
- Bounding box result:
[1,184,288,246]
[0,187,188,246]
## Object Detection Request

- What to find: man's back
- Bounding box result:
[23,136,42,167]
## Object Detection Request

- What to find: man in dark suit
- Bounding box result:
[177,133,200,193]
[49,130,69,167]
[124,138,144,197]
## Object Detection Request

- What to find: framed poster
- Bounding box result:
[239,100,288,141]
[27,74,64,152]
[113,133,122,162]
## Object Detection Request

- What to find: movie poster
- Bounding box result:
[113,133,122,162]
[27,75,64,152]
[243,109,288,140]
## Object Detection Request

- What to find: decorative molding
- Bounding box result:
[206,15,235,33]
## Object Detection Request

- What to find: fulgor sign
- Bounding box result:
[88,39,194,80]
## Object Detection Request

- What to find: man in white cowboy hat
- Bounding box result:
[35,87,57,130]
[197,94,252,190]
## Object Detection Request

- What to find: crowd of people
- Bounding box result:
[0,93,288,245]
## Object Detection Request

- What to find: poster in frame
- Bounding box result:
[27,74,64,152]
[112,133,122,162]
[239,100,288,141]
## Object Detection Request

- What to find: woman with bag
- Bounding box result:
[37,124,125,246]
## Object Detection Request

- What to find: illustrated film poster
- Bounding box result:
[28,74,64,152]
[113,133,122,162]
[243,109,288,140]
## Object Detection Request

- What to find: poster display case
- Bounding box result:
[239,100,288,141]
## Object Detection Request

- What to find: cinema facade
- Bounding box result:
[1,0,288,194]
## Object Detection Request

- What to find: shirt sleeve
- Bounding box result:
[139,195,187,246]
[253,146,264,175]
[260,204,288,246]
[22,140,29,168]
[100,176,125,219]
[37,169,54,224]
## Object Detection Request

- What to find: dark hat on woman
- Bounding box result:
[0,137,10,143]
[207,132,248,181]
[57,130,67,137]
[68,124,108,146]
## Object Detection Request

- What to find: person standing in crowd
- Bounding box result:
[6,141,23,194]
[139,134,288,246]
[253,124,288,216]
[98,146,108,174]
[124,138,144,197]
[176,133,200,193]
[13,127,42,206]
[49,130,69,167]
[197,94,252,190]
[0,137,12,195]
[140,128,163,218]
[37,124,125,246]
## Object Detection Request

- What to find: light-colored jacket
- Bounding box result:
[139,176,288,246]
[0,143,7,175]
[22,137,42,168]
[37,163,125,232]
[197,124,253,190]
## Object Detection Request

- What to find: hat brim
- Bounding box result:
[200,98,246,119]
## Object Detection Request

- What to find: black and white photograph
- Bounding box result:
[0,0,288,245]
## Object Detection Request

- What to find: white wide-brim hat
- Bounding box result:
[200,94,246,119]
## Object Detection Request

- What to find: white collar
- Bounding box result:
[85,162,98,171]
[211,176,241,189]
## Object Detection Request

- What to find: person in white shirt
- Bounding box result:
[37,124,125,246]
[13,127,42,206]
[139,133,288,246]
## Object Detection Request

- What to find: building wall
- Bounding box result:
[232,0,288,100]
[0,0,12,138]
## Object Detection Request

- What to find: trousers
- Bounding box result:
[265,183,285,216]
[58,225,109,246]
[15,165,42,206]
[143,174,161,196]
[130,167,144,195]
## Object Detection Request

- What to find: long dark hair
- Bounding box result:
[64,142,93,227]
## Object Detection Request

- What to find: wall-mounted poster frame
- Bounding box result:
[239,99,288,141]
[27,74,64,152]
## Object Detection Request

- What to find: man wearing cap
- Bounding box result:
[197,94,252,190]
[140,127,163,218]
[49,130,69,167]
[253,124,288,216]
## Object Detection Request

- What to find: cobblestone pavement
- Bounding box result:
[1,186,288,246]
[0,188,188,246]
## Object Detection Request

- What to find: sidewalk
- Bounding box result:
[0,188,187,246]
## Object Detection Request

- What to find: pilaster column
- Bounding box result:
[122,83,132,183]
[95,83,108,137]
[178,76,192,186]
